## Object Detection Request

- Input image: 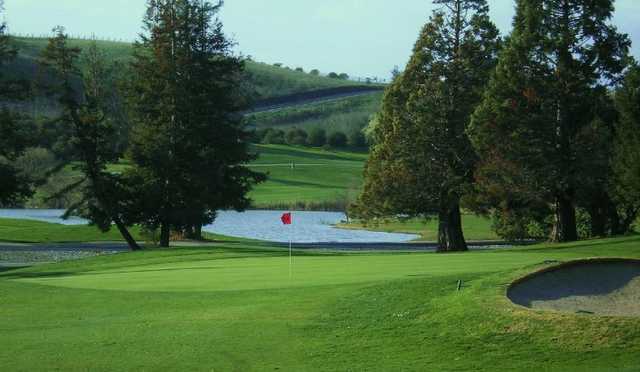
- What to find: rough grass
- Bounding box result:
[339,215,499,241]
[1,236,640,370]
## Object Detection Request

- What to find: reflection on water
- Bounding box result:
[0,209,418,244]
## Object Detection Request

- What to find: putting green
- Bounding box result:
[14,252,537,292]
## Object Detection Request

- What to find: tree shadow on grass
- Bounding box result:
[1,271,77,280]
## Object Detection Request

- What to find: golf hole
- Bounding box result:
[507,259,640,317]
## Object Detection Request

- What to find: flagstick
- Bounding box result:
[289,237,292,279]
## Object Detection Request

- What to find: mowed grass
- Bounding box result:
[249,144,367,207]
[2,236,640,370]
[340,215,499,241]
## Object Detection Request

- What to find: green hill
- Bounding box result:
[247,92,383,134]
[7,36,366,100]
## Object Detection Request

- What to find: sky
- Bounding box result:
[6,0,640,79]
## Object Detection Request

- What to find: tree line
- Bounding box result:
[352,0,639,252]
[254,127,366,148]
[0,0,265,248]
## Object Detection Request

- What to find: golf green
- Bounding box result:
[3,237,640,370]
[13,252,536,292]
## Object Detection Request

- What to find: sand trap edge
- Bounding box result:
[507,257,640,314]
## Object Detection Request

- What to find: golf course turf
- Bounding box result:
[2,235,640,370]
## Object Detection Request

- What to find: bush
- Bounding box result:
[262,129,286,145]
[327,72,339,79]
[307,128,327,147]
[295,67,304,73]
[338,73,350,80]
[348,130,367,148]
[309,69,320,76]
[286,128,308,146]
[328,131,348,148]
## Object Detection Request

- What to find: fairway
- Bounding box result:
[3,237,640,371]
[250,144,366,208]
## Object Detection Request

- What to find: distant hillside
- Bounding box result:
[247,92,383,134]
[6,37,369,101]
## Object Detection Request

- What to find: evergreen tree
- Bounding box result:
[39,28,141,250]
[469,0,630,242]
[0,4,34,206]
[352,0,500,252]
[611,64,640,233]
[126,0,265,246]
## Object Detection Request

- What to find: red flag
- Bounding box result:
[281,212,292,225]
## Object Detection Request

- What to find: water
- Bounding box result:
[0,209,89,226]
[0,209,418,244]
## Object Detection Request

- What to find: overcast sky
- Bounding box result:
[6,0,640,79]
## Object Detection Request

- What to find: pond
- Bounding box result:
[0,209,418,244]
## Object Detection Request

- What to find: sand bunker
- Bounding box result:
[508,259,640,317]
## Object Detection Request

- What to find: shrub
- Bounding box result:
[327,72,339,79]
[307,128,327,147]
[348,130,367,148]
[286,128,308,146]
[262,129,286,145]
[309,69,320,76]
[328,131,348,147]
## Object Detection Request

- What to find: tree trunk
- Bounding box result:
[194,224,203,240]
[184,224,203,240]
[437,201,468,252]
[588,200,607,238]
[113,216,142,251]
[551,195,578,242]
[609,207,622,236]
[160,223,171,247]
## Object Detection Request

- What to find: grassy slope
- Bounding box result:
[247,92,383,134]
[340,216,499,241]
[9,37,359,99]
[1,236,640,370]
[249,144,367,208]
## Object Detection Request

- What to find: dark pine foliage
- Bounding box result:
[0,9,34,206]
[352,0,500,252]
[469,0,630,242]
[125,0,265,246]
[38,28,141,250]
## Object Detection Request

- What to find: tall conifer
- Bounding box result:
[469,0,630,242]
[353,0,500,252]
[126,0,264,246]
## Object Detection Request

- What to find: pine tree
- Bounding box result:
[39,28,141,250]
[126,0,265,247]
[611,64,640,233]
[469,0,630,242]
[352,0,500,252]
[0,4,34,206]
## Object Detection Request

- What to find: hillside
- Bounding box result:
[247,91,383,134]
[6,37,371,100]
